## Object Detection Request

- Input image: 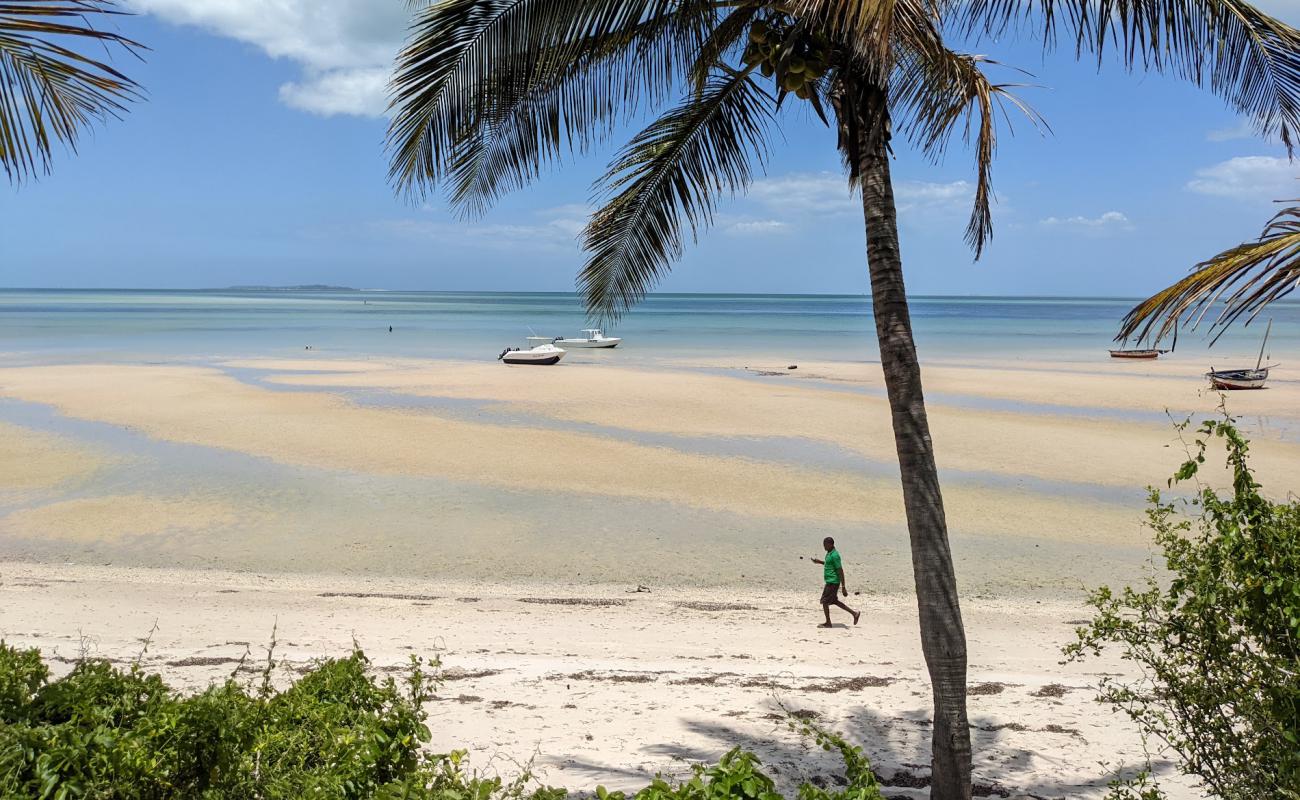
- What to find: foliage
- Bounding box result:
[0,643,881,800]
[1102,768,1168,800]
[0,646,439,798]
[0,0,141,183]
[1119,203,1300,344]
[1066,417,1300,800]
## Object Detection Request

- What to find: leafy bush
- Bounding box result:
[1067,417,1300,799]
[0,647,437,798]
[0,642,882,800]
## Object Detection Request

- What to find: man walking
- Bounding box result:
[811,536,860,628]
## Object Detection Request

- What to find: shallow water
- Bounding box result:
[3,289,1297,364]
[1,290,1296,594]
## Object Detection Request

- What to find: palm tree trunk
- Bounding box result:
[835,78,972,799]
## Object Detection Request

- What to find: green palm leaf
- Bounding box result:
[892,47,1046,257]
[387,0,707,204]
[957,0,1300,154]
[580,68,774,321]
[0,0,140,182]
[441,4,717,218]
[1119,204,1300,343]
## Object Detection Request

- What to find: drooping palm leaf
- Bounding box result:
[580,68,774,320]
[957,0,1300,154]
[0,0,140,182]
[387,0,708,203]
[892,47,1046,257]
[440,4,718,218]
[1119,204,1300,343]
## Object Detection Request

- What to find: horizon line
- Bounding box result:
[0,286,1261,304]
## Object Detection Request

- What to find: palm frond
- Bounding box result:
[1119,204,1300,343]
[790,0,941,70]
[387,0,708,205]
[441,3,719,218]
[0,0,141,182]
[687,3,756,95]
[958,0,1300,155]
[580,68,774,321]
[892,47,1046,257]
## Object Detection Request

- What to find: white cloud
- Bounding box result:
[1186,156,1300,199]
[894,180,974,215]
[127,0,408,116]
[748,172,856,215]
[280,67,390,117]
[376,205,590,252]
[534,204,592,237]
[1206,120,1258,143]
[1040,211,1132,232]
[724,219,790,236]
[746,171,975,218]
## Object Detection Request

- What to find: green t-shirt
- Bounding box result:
[824,549,842,583]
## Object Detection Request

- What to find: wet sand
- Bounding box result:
[1,355,1296,596]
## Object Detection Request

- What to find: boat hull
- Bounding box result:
[556,339,620,348]
[1207,368,1268,390]
[502,353,564,365]
[1110,349,1161,359]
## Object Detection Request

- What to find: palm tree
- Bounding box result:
[1120,203,1300,343]
[387,2,1300,795]
[0,0,140,182]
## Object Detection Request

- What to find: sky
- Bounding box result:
[3,0,1300,295]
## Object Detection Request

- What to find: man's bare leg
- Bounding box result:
[819,603,833,628]
[830,599,861,625]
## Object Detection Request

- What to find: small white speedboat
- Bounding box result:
[530,329,621,349]
[499,342,566,365]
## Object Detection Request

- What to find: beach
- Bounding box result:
[0,561,1201,799]
[3,291,1300,798]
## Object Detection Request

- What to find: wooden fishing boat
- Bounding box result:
[1206,367,1271,390]
[1109,348,1164,359]
[1206,320,1276,390]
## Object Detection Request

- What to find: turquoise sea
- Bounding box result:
[3,289,1299,364]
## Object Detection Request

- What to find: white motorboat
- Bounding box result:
[555,329,622,348]
[498,342,566,365]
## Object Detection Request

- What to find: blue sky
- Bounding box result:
[3,0,1300,295]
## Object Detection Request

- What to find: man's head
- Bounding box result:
[823,536,835,552]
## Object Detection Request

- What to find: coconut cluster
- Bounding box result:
[742,18,832,99]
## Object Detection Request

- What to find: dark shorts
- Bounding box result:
[820,583,841,604]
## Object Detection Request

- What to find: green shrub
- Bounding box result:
[0,647,437,798]
[1067,417,1300,800]
[0,642,882,800]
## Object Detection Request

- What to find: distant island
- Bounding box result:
[219,285,357,292]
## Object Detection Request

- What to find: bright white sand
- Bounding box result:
[0,561,1202,800]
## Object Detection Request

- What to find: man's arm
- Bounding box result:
[811,558,824,565]
[837,566,847,595]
